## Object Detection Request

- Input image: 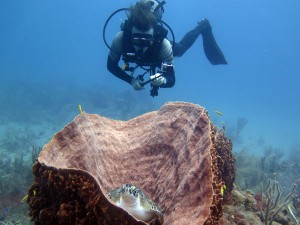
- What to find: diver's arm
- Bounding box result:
[107,56,132,84]
[160,69,175,88]
[107,31,133,84]
[159,39,175,88]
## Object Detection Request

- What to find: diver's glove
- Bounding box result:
[131,77,144,90]
[150,73,166,86]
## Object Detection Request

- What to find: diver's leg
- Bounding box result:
[173,22,204,57]
[201,19,227,65]
[173,19,227,65]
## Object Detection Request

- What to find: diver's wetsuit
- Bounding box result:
[107,30,175,87]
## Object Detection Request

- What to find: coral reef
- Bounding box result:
[27,102,235,225]
[232,146,300,224]
[284,147,300,194]
[258,176,297,225]
[222,187,296,225]
[235,149,262,191]
[235,147,289,192]
[0,153,31,197]
[0,146,42,225]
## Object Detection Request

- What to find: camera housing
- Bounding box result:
[161,63,174,74]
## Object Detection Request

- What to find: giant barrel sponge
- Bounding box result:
[28,102,235,225]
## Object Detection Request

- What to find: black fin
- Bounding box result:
[202,28,227,65]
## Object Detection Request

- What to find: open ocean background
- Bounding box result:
[1,0,300,154]
[0,0,300,223]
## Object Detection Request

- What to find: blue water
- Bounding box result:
[0,0,300,154]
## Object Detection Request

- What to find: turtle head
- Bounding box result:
[107,183,163,223]
[123,183,139,196]
[120,183,141,206]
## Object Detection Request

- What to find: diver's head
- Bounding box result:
[131,26,154,53]
[128,1,157,31]
[144,0,165,21]
[128,0,165,31]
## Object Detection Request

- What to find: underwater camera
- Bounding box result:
[160,62,174,74]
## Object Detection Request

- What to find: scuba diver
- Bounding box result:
[105,0,227,97]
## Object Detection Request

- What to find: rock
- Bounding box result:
[27,102,235,225]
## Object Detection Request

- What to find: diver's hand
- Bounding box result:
[150,73,166,86]
[131,77,144,90]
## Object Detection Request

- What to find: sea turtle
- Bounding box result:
[107,183,163,224]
